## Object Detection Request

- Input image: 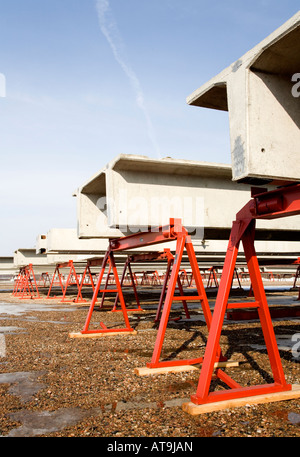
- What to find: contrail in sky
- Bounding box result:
[96,0,161,158]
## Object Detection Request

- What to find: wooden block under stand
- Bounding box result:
[134,360,240,376]
[182,384,300,416]
[69,330,138,338]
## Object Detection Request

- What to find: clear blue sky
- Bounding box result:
[0,0,298,256]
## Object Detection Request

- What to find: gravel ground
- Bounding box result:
[0,286,299,438]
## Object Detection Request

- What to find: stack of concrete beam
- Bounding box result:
[74,153,300,264]
[0,256,16,282]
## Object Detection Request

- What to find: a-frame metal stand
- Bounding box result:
[110,254,143,313]
[184,184,300,412]
[73,258,98,303]
[13,264,40,299]
[75,250,137,337]
[145,229,225,370]
[46,260,82,302]
[153,248,191,322]
[69,219,214,341]
[70,219,182,338]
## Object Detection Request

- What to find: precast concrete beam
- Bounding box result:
[0,257,16,278]
[14,249,50,268]
[76,154,246,239]
[14,247,92,270]
[187,11,300,184]
[45,228,109,254]
[75,154,300,241]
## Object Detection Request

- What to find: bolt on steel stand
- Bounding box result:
[189,184,300,407]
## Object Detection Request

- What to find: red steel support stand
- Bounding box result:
[110,249,191,318]
[74,258,103,303]
[46,261,82,302]
[206,267,219,288]
[111,254,149,313]
[13,264,40,299]
[190,184,300,406]
[81,251,135,335]
[76,219,208,338]
[154,249,191,322]
[37,272,51,288]
[147,230,225,369]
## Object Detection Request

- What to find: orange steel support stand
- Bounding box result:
[190,184,300,407]
[111,251,170,313]
[79,250,137,336]
[111,249,191,318]
[46,261,82,303]
[153,249,191,322]
[74,258,100,303]
[13,264,40,299]
[76,219,221,347]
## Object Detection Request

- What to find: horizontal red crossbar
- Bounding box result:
[147,357,205,368]
[227,301,259,309]
[99,289,118,293]
[172,295,203,301]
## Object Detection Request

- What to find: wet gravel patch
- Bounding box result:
[0,290,299,438]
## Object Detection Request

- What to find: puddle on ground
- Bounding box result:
[96,396,190,414]
[0,326,26,333]
[288,412,300,425]
[0,371,46,402]
[241,334,299,353]
[0,367,191,436]
[1,380,190,437]
[4,396,299,437]
[5,407,92,437]
[273,409,300,426]
[0,302,77,317]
